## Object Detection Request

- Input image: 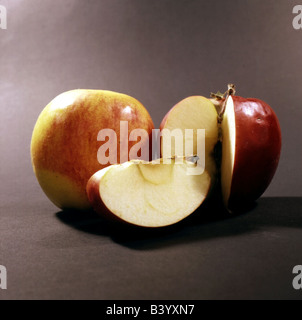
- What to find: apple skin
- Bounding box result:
[31,90,154,210]
[227,96,281,210]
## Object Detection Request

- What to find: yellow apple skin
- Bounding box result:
[31,90,154,210]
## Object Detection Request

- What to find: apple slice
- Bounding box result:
[221,94,282,211]
[86,158,211,227]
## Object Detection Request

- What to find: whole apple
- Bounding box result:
[31,89,154,210]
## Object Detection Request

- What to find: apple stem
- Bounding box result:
[217,83,236,123]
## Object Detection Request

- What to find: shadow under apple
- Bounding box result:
[56,197,302,250]
[55,197,261,250]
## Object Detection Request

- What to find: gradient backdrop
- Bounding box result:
[0,0,302,202]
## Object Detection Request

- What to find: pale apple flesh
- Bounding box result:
[86,158,211,227]
[221,95,282,211]
[159,96,219,189]
[31,89,154,210]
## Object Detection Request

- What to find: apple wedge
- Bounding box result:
[221,94,282,211]
[86,158,211,227]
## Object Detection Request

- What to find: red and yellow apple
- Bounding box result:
[86,157,211,227]
[31,89,154,210]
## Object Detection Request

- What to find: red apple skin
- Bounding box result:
[228,96,281,210]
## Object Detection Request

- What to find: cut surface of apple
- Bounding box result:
[87,158,211,227]
[160,96,218,188]
[221,96,236,208]
[221,95,282,211]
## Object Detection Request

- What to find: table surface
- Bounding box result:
[0,196,301,300]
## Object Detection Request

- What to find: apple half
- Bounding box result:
[221,95,282,211]
[86,157,211,227]
[159,85,281,212]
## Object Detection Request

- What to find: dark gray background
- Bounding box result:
[0,0,302,300]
